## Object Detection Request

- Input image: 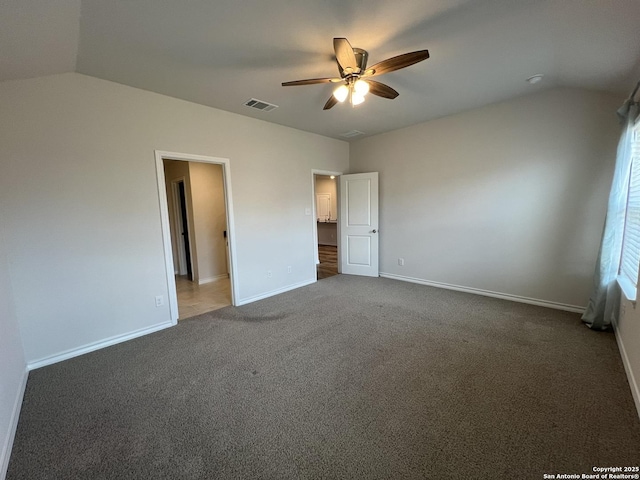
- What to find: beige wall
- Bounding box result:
[0,72,349,364]
[189,162,227,283]
[350,87,622,309]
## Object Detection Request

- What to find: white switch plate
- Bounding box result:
[304,208,311,215]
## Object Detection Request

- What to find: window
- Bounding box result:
[618,125,640,300]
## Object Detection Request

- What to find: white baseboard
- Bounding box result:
[198,274,229,285]
[237,279,316,306]
[380,272,585,313]
[27,321,174,371]
[612,317,640,420]
[0,367,28,480]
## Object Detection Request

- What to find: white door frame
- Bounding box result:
[311,169,343,279]
[155,151,239,323]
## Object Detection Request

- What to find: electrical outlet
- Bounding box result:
[267,270,272,278]
[398,258,405,266]
[287,266,292,274]
[155,295,164,307]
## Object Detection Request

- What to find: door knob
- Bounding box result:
[372,229,377,233]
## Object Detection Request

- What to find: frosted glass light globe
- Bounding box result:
[354,80,370,95]
[352,93,365,105]
[333,85,349,102]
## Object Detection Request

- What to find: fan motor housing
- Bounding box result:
[338,48,368,77]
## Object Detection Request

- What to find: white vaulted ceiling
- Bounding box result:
[2,0,640,140]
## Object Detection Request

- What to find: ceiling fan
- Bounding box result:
[282,38,429,110]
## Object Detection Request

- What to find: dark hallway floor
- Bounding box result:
[317,245,338,279]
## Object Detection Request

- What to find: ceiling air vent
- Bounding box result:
[244,98,278,112]
[340,130,365,138]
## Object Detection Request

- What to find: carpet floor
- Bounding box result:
[7,275,640,479]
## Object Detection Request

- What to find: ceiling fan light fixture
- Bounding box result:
[354,79,370,96]
[333,84,349,102]
[282,38,430,111]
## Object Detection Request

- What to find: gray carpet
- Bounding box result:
[7,275,640,479]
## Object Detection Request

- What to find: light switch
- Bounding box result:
[305,208,311,215]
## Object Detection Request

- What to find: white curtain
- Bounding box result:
[582,97,639,330]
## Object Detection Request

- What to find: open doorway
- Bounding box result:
[156,151,238,324]
[312,170,341,280]
[172,179,193,281]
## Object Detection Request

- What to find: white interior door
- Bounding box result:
[340,172,379,277]
[316,193,331,222]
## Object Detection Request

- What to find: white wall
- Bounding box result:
[0,72,349,366]
[189,162,227,283]
[350,88,622,309]
[617,297,640,418]
[0,230,27,480]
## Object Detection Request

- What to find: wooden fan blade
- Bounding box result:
[366,50,430,77]
[323,95,338,110]
[333,38,358,73]
[365,80,399,99]
[282,77,340,86]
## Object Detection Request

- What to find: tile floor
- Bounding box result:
[175,275,231,319]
